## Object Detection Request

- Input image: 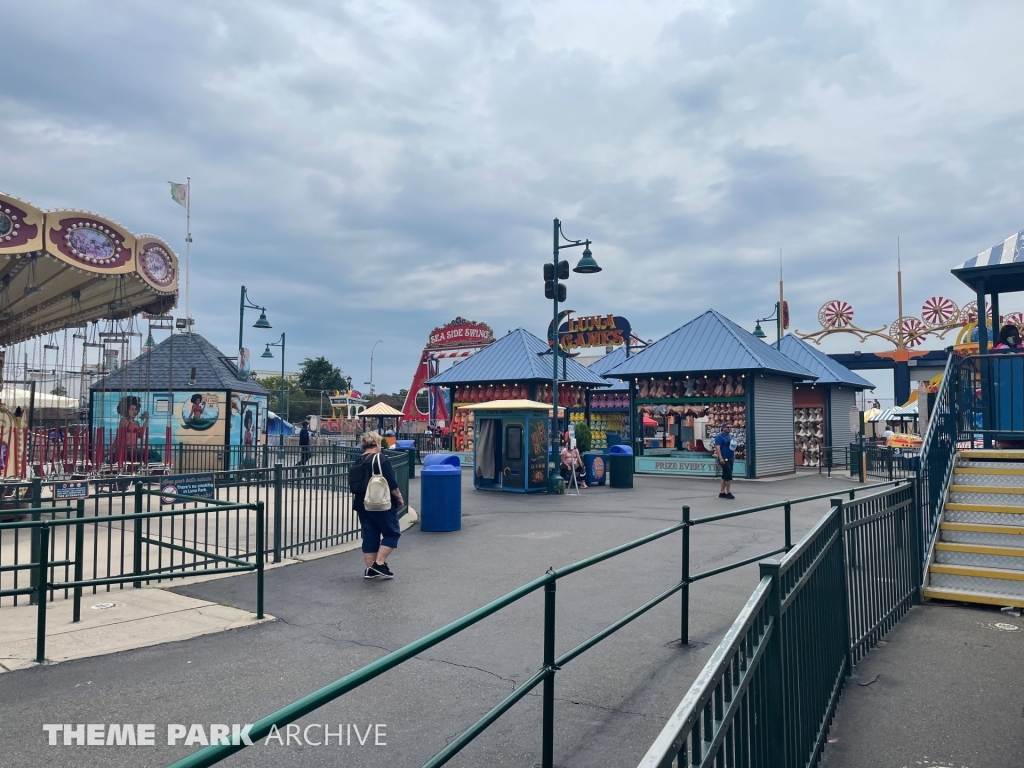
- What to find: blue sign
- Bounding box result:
[55,481,89,500]
[160,473,215,505]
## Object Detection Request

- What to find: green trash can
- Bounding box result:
[608,444,634,488]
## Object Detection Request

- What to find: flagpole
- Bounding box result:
[186,176,192,336]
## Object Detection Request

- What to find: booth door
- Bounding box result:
[503,422,525,489]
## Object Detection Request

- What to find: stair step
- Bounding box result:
[935,543,1024,571]
[952,471,1024,488]
[929,565,1024,598]
[922,586,1024,609]
[931,563,1024,581]
[941,521,1024,535]
[955,467,1024,476]
[958,460,1024,471]
[945,510,1024,526]
[948,489,1024,508]
[950,485,1024,496]
[960,449,1024,461]
[946,502,1024,514]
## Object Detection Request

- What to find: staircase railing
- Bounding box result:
[915,351,961,577]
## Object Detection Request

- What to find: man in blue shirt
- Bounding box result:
[714,422,737,500]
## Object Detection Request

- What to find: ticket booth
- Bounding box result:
[459,400,558,493]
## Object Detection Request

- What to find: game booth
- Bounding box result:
[460,400,564,493]
[426,328,610,466]
[604,310,817,478]
[777,334,875,467]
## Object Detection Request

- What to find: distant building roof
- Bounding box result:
[606,310,817,380]
[426,328,610,387]
[586,346,632,391]
[365,394,404,411]
[90,333,268,395]
[779,335,875,389]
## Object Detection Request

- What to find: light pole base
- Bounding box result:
[547,476,566,495]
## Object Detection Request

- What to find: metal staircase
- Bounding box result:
[923,448,1024,608]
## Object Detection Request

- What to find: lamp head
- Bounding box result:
[572,244,601,274]
[253,311,271,329]
[261,344,274,359]
[752,321,767,339]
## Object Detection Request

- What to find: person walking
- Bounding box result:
[297,419,312,470]
[714,422,736,499]
[352,431,404,579]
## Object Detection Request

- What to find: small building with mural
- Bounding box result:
[89,332,268,471]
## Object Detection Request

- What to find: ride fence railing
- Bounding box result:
[955,352,1024,444]
[173,443,353,472]
[814,446,849,477]
[0,484,266,664]
[164,480,905,768]
[638,481,917,768]
[849,441,920,482]
[0,451,409,608]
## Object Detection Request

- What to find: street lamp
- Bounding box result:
[369,339,383,397]
[545,218,601,493]
[753,300,788,351]
[261,333,286,459]
[239,285,271,379]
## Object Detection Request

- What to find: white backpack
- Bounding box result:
[364,453,392,511]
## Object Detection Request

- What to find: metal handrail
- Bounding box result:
[168,479,892,768]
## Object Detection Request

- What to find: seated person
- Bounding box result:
[560,440,588,488]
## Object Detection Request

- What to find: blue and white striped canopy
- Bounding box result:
[956,229,1024,270]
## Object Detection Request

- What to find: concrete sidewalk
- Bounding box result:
[0,508,418,673]
[820,602,1024,768]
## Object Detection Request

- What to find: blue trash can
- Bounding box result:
[583,452,607,486]
[608,444,634,488]
[395,439,416,478]
[420,454,462,532]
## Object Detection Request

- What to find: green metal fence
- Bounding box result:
[637,481,917,768]
[0,452,408,607]
[0,486,265,664]
[165,480,906,768]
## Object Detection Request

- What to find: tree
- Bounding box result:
[50,383,67,396]
[392,388,409,404]
[255,375,315,424]
[298,357,346,394]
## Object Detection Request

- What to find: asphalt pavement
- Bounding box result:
[0,469,864,768]
[820,601,1024,768]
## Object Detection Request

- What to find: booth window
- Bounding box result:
[506,424,523,460]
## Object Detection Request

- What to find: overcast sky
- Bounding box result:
[3,0,1023,398]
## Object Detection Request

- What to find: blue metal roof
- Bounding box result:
[605,309,817,380]
[778,335,875,389]
[426,328,609,387]
[586,346,630,390]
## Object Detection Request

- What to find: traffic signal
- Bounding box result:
[543,261,569,301]
[545,281,566,301]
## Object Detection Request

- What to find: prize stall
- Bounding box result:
[586,345,636,450]
[459,400,561,493]
[605,310,816,478]
[426,328,609,466]
[777,335,875,467]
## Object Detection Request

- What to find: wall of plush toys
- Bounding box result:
[534,383,585,408]
[590,392,629,409]
[636,374,745,400]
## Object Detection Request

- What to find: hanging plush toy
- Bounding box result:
[734,377,745,396]
[639,381,649,398]
[724,375,735,397]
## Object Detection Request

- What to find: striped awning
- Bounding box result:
[429,350,474,359]
[868,404,917,422]
[955,230,1024,270]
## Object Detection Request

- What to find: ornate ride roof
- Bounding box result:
[0,190,178,346]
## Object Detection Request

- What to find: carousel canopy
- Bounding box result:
[953,228,1024,293]
[360,401,404,417]
[426,328,609,387]
[606,310,816,380]
[0,191,178,347]
[90,332,268,396]
[778,334,875,389]
[0,386,79,410]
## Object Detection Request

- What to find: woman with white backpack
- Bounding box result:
[352,432,405,579]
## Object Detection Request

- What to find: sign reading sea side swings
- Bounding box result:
[427,318,494,348]
[160,473,215,505]
[556,314,632,350]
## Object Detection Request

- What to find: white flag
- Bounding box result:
[168,181,188,207]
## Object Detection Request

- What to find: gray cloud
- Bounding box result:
[2,0,1024,395]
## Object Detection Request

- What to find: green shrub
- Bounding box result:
[574,421,592,453]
